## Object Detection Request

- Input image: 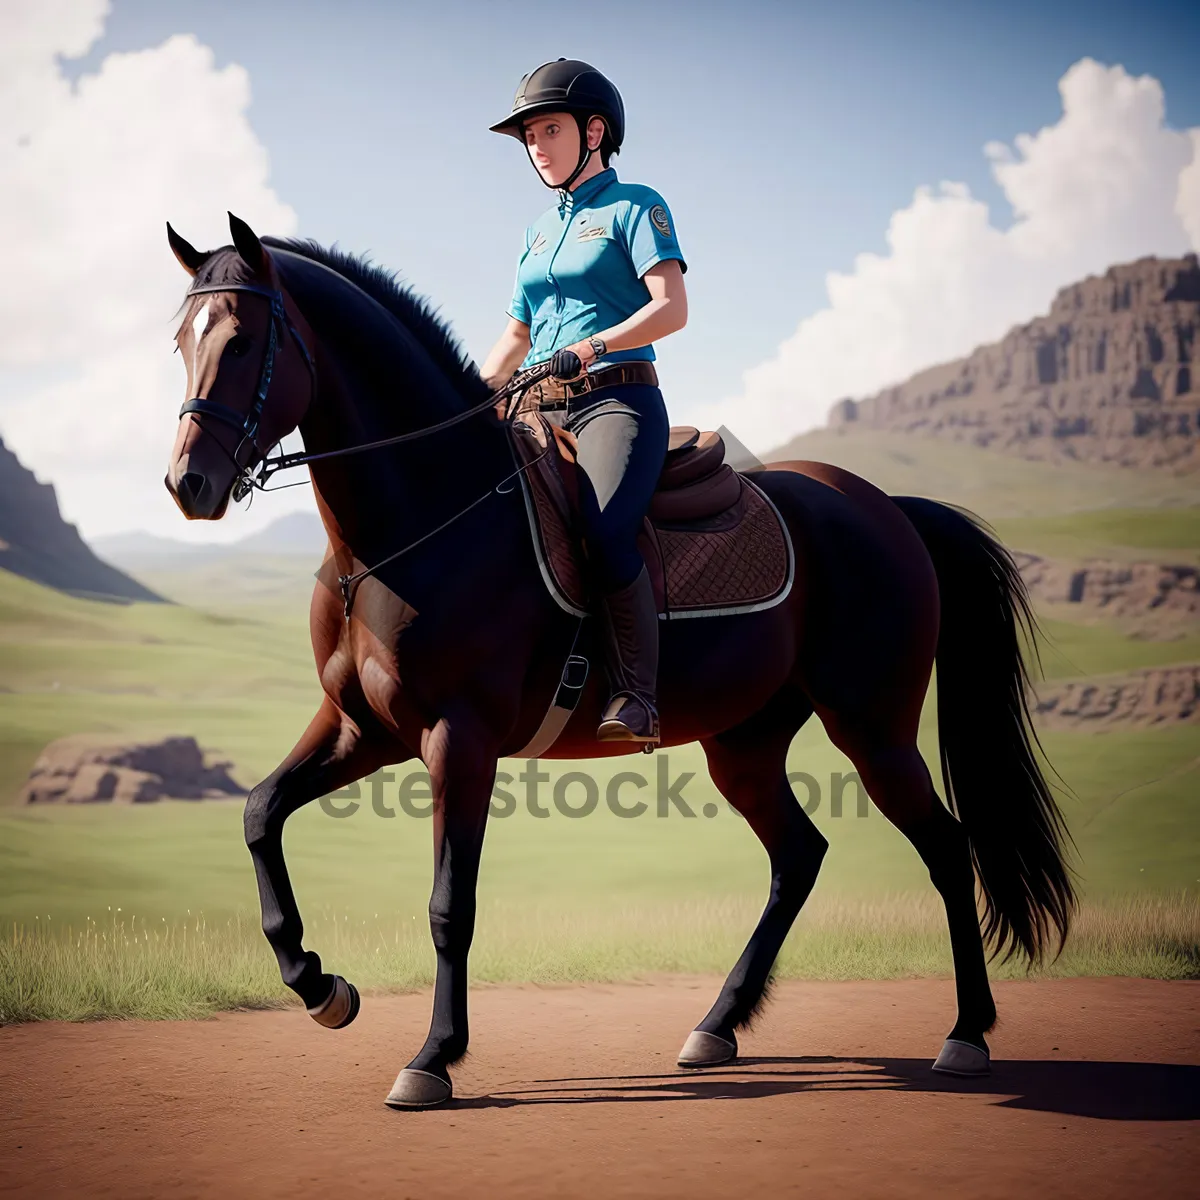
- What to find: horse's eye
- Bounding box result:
[227,335,252,358]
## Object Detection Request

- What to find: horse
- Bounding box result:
[163,212,1076,1109]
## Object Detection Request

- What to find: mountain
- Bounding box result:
[234,511,328,555]
[820,254,1200,471]
[93,511,327,570]
[0,437,163,604]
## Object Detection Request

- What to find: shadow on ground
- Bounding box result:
[450,1056,1200,1121]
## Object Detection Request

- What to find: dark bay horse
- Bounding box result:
[164,213,1075,1109]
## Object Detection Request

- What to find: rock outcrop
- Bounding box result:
[1035,665,1200,730]
[828,256,1200,469]
[0,436,163,602]
[1016,552,1199,636]
[20,735,244,804]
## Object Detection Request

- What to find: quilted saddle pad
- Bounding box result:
[508,412,794,620]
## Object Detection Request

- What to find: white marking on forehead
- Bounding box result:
[191,302,210,344]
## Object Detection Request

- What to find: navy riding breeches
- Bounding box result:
[545,382,669,593]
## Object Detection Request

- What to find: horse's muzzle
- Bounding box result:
[164,467,231,521]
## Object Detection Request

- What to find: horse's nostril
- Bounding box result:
[178,472,208,504]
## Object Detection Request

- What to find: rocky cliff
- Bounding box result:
[828,255,1200,469]
[0,436,162,602]
[21,735,243,803]
[1016,552,1199,637]
[1035,665,1199,730]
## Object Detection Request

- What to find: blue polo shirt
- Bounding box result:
[507,167,687,370]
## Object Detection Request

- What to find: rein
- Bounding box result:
[179,276,573,618]
[179,277,560,501]
[334,446,549,621]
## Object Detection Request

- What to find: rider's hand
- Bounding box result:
[562,339,599,373]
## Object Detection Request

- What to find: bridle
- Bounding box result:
[179,280,317,498]
[177,274,576,616]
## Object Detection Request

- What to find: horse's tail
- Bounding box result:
[890,495,1077,965]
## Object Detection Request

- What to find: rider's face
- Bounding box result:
[522,113,603,188]
[523,113,579,187]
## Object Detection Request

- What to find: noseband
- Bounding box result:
[179,280,317,499]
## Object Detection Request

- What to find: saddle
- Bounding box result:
[508,407,794,619]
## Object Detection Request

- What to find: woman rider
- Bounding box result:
[481,58,689,749]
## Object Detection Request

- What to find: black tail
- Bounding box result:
[891,495,1077,964]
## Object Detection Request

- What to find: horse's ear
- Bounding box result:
[229,212,266,273]
[166,222,206,276]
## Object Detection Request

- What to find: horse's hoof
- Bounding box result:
[385,1068,453,1109]
[677,1029,737,1068]
[306,975,360,1030]
[932,1037,991,1077]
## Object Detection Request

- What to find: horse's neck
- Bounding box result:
[293,282,505,564]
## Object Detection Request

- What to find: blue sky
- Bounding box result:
[67,0,1200,411]
[3,0,1198,538]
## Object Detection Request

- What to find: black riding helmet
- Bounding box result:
[490,58,625,192]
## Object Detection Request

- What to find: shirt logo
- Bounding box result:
[650,205,672,237]
[577,225,608,241]
[530,232,548,255]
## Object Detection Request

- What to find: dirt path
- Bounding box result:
[2,977,1198,1199]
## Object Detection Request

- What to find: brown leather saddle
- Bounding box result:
[508,409,794,619]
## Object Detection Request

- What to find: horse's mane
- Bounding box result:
[262,236,488,400]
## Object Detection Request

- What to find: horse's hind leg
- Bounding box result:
[243,697,401,1017]
[820,716,996,1076]
[680,686,825,1067]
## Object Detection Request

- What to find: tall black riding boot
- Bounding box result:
[596,563,660,746]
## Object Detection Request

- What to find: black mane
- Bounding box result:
[263,236,488,401]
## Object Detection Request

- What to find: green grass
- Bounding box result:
[993,507,1200,563]
[3,893,1197,1023]
[2,719,1197,930]
[1032,618,1200,679]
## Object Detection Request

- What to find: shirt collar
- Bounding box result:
[556,167,617,214]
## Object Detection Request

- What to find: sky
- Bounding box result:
[2,0,1200,541]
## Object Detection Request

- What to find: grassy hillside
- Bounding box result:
[764,428,1200,521]
[110,552,325,613]
[0,568,324,804]
[1,450,1197,1015]
[992,507,1200,565]
[0,491,1197,910]
[2,715,1197,926]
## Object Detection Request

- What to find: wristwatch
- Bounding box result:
[587,335,607,361]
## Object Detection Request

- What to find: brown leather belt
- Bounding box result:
[519,360,659,409]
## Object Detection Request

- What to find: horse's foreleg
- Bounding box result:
[386,715,497,1109]
[680,688,823,1068]
[243,696,401,1014]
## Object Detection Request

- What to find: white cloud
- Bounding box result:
[703,58,1200,452]
[1179,131,1200,249]
[0,0,300,539]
